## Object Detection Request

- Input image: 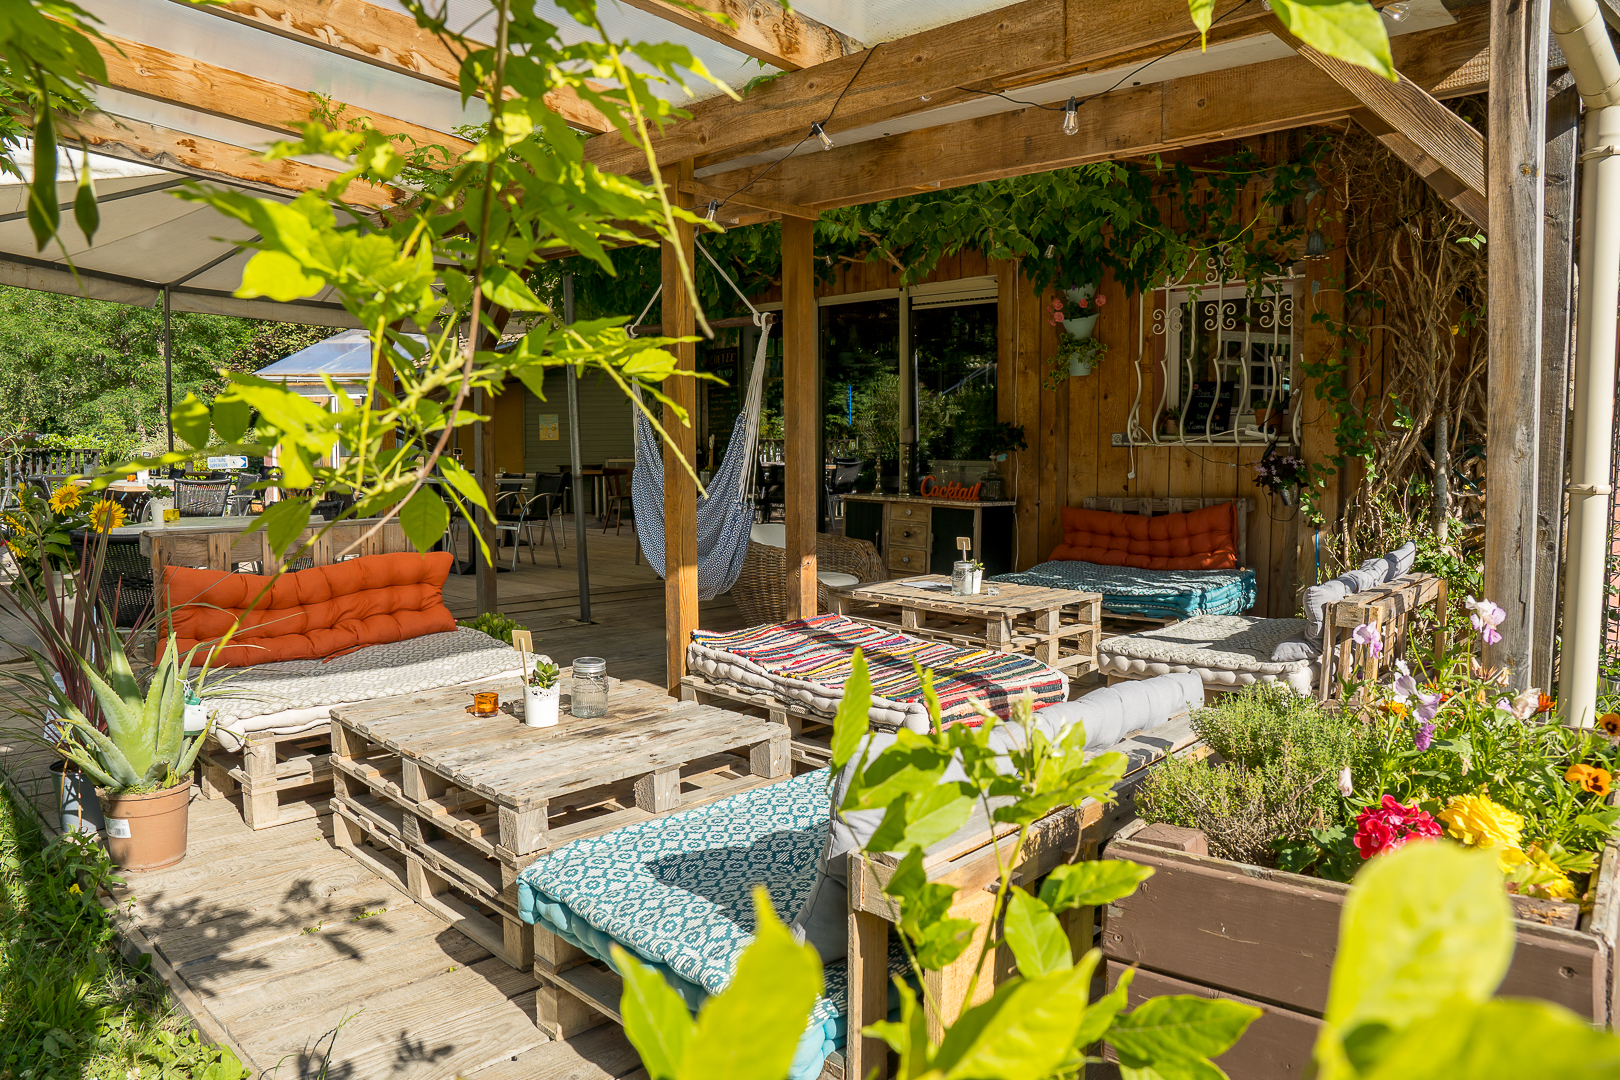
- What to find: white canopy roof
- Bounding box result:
[0,0,1454,325]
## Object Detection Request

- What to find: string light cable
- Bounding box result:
[955,0,1257,133]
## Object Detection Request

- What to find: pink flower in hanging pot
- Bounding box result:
[1095,293,1107,306]
[1074,296,1090,309]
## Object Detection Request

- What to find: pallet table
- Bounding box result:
[327,673,791,974]
[831,576,1102,676]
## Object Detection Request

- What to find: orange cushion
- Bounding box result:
[163,551,457,667]
[1048,503,1239,570]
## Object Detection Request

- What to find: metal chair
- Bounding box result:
[227,472,261,516]
[826,458,865,521]
[493,488,544,569]
[601,467,634,536]
[533,473,568,555]
[174,478,234,517]
[109,488,151,522]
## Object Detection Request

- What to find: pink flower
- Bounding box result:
[1465,596,1507,645]
[1351,622,1383,659]
[1049,296,1063,310]
[1413,722,1435,751]
[1354,795,1442,859]
[1392,659,1418,703]
[1095,293,1107,306]
[1075,296,1090,309]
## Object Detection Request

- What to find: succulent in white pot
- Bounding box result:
[525,655,561,728]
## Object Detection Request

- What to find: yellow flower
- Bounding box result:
[48,482,83,514]
[68,883,81,895]
[1503,845,1577,900]
[1439,793,1524,852]
[87,498,125,533]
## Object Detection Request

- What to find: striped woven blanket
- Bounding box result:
[688,613,1067,732]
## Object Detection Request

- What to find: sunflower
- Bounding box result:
[1600,713,1620,738]
[1439,793,1524,852]
[87,498,126,533]
[47,482,83,514]
[1567,763,1613,797]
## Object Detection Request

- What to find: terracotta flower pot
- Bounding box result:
[98,776,191,872]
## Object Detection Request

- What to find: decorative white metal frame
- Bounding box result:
[1128,258,1303,447]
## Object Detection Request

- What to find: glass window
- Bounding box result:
[822,299,901,466]
[913,302,998,463]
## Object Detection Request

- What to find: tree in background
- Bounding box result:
[0,287,326,460]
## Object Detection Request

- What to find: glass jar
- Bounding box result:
[570,657,608,718]
[951,560,982,596]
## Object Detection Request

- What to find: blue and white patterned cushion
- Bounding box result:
[517,770,908,1078]
[992,560,1257,620]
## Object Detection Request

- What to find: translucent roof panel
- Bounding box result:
[786,0,1033,43]
[257,329,427,380]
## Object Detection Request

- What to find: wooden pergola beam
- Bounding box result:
[183,0,616,135]
[62,110,401,208]
[94,34,474,157]
[677,178,818,220]
[693,13,1488,213]
[1350,110,1488,227]
[585,0,1321,177]
[616,0,860,71]
[1276,22,1487,228]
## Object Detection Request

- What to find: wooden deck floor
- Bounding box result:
[0,518,755,1079]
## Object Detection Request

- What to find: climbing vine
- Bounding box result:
[1307,112,1488,573]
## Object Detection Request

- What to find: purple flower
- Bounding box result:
[1351,622,1383,659]
[1415,692,1442,723]
[1392,659,1418,703]
[1414,722,1436,751]
[1465,596,1507,644]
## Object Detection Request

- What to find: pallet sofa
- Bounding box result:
[681,612,1070,766]
[1096,543,1445,699]
[515,671,1206,1080]
[993,498,1256,623]
[157,532,524,830]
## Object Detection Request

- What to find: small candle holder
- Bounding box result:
[472,691,500,717]
[162,508,180,524]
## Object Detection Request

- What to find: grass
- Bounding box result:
[0,779,250,1079]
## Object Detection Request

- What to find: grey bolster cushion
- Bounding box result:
[789,672,1204,964]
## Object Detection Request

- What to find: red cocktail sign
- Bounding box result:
[918,477,982,500]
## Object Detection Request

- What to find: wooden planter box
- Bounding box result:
[1102,833,1620,1078]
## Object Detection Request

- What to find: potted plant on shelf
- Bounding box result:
[49,632,212,872]
[525,655,561,728]
[1159,405,1181,439]
[1045,336,1107,389]
[974,422,1026,501]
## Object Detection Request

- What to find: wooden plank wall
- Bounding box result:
[806,243,1303,617]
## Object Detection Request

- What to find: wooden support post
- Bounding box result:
[1483,0,1549,687]
[1533,77,1579,691]
[783,215,819,618]
[1296,194,1346,595]
[846,909,891,1080]
[663,159,700,695]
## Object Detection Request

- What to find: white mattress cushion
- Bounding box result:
[1099,615,1319,695]
[816,571,859,588]
[750,523,787,548]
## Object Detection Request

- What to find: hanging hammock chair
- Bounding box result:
[630,242,773,599]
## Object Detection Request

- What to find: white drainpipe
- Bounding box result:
[1554,0,1620,726]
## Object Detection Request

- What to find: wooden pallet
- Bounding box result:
[197,727,333,830]
[329,677,792,972]
[832,577,1102,675]
[677,674,916,771]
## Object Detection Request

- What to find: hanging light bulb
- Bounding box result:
[811,121,834,151]
[1383,1,1409,18]
[1045,244,1057,259]
[705,200,720,222]
[1062,97,1079,137]
[1304,228,1328,260]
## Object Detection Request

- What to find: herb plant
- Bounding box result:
[459,612,523,646]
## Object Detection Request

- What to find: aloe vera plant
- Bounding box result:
[48,632,212,795]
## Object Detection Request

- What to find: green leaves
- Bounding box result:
[212,396,252,445]
[259,499,312,558]
[170,393,213,452]
[1002,887,1071,978]
[73,145,97,245]
[27,106,58,252]
[1187,0,1216,49]
[616,889,822,1080]
[931,953,1099,1079]
[829,648,871,771]
[1108,995,1260,1080]
[1269,0,1395,81]
[1040,860,1155,912]
[1313,843,1515,1080]
[399,486,450,555]
[883,849,976,971]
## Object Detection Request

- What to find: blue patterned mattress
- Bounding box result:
[991,560,1257,620]
[516,770,907,1080]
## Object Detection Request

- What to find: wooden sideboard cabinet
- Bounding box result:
[841,494,1018,578]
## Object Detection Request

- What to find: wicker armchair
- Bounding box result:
[731,531,885,626]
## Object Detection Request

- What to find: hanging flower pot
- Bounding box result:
[1051,284,1106,339]
[1045,336,1108,391]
